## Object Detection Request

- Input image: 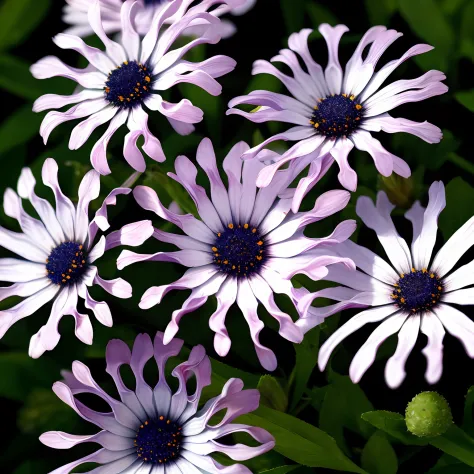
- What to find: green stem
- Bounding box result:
[448,153,474,175]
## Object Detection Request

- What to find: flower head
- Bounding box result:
[303,181,474,388]
[117,137,356,370]
[63,0,255,39]
[227,25,448,211]
[0,158,152,357]
[40,331,275,473]
[31,0,236,175]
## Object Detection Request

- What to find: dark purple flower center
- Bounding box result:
[310,94,363,138]
[134,417,182,464]
[105,60,152,109]
[212,223,265,277]
[392,269,443,313]
[46,242,87,286]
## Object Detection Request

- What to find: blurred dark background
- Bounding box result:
[0,0,473,472]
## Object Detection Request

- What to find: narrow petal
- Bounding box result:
[431,216,474,277]
[0,284,58,339]
[91,109,129,175]
[329,138,357,191]
[420,313,445,385]
[209,276,236,357]
[355,192,412,274]
[362,114,442,144]
[385,314,420,388]
[318,305,398,371]
[443,259,474,292]
[434,304,474,358]
[0,226,47,263]
[236,278,277,371]
[319,24,348,95]
[349,312,409,384]
[196,138,232,225]
[410,181,445,270]
[139,266,218,310]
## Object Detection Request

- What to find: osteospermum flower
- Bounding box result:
[40,331,275,473]
[117,137,356,370]
[299,181,474,388]
[227,24,448,210]
[31,0,236,175]
[0,158,152,358]
[63,0,256,38]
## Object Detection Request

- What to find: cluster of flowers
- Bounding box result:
[1,0,471,472]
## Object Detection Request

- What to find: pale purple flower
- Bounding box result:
[298,182,474,388]
[227,24,448,211]
[116,137,356,371]
[63,0,256,39]
[31,0,236,175]
[40,331,275,473]
[0,158,152,358]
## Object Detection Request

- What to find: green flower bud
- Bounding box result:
[405,391,453,437]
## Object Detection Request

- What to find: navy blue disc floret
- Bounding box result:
[46,242,87,286]
[392,269,443,314]
[105,60,152,109]
[310,93,363,138]
[134,417,182,464]
[212,223,265,277]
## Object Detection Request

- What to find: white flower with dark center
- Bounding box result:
[227,24,448,211]
[40,331,275,474]
[297,181,474,388]
[31,0,236,174]
[116,137,356,371]
[0,158,152,357]
[63,0,256,38]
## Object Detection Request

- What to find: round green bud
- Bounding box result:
[405,391,453,437]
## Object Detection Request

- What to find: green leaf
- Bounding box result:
[455,90,474,113]
[0,353,59,401]
[430,425,474,467]
[429,465,474,474]
[239,405,367,472]
[320,373,375,453]
[13,461,52,474]
[364,0,398,25]
[0,105,43,156]
[142,165,197,216]
[306,4,339,28]
[258,467,300,474]
[280,0,305,34]
[398,0,454,70]
[258,375,289,412]
[289,327,319,412]
[438,177,474,240]
[0,55,71,99]
[361,411,428,446]
[361,431,398,474]
[460,1,474,61]
[0,0,51,51]
[463,386,474,436]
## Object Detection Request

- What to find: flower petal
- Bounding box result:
[349,312,409,384]
[420,313,445,385]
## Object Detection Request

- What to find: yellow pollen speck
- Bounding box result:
[145,76,151,82]
[257,241,263,246]
[355,104,362,110]
[252,228,257,233]
[223,260,228,264]
[244,223,249,228]
[412,268,416,272]
[212,247,218,252]
[228,223,234,229]
[400,297,405,303]
[400,273,405,278]
[430,273,435,278]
